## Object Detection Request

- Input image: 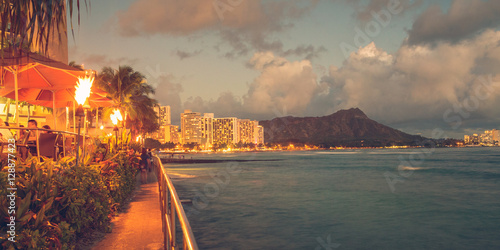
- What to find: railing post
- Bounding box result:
[171,193,176,248]
[165,177,170,250]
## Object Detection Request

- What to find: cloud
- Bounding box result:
[153,74,184,123]
[115,0,320,60]
[341,0,422,22]
[243,52,320,117]
[174,49,202,60]
[69,49,139,70]
[408,0,500,45]
[315,30,500,131]
[181,52,321,120]
[184,92,244,118]
[116,0,298,36]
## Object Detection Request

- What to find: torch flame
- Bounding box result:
[110,109,123,125]
[75,76,94,105]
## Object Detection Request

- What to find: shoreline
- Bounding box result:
[160,157,282,164]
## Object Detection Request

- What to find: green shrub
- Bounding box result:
[0,148,140,250]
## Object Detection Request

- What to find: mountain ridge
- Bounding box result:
[259,108,425,147]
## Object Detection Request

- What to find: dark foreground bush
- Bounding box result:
[0,151,140,250]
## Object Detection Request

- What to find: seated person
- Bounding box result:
[27,119,39,156]
[0,118,14,142]
[42,125,53,134]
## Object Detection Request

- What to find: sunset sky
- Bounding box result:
[68,0,500,138]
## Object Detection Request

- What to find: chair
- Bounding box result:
[64,136,74,156]
[16,131,31,159]
[55,133,64,159]
[38,133,58,159]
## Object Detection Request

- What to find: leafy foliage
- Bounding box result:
[0,0,88,54]
[95,65,159,135]
[0,149,140,249]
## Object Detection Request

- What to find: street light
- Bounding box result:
[74,75,94,166]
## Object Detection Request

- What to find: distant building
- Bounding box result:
[464,135,470,145]
[464,130,499,146]
[238,119,259,144]
[152,105,171,142]
[200,113,214,149]
[180,110,202,144]
[493,129,499,144]
[257,125,265,145]
[213,117,239,145]
[164,125,180,144]
[155,105,171,126]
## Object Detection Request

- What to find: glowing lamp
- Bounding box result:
[110,109,123,125]
[73,75,94,166]
[75,76,94,105]
[74,76,94,117]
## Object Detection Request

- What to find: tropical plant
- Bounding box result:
[0,147,139,249]
[95,65,159,136]
[0,0,88,53]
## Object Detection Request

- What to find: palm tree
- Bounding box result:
[0,0,87,53]
[96,65,159,135]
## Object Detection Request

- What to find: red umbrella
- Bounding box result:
[0,48,88,125]
[0,87,114,108]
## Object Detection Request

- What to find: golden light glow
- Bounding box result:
[74,76,94,105]
[100,125,104,130]
[136,135,142,142]
[110,109,123,125]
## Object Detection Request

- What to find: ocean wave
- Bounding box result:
[398,165,425,171]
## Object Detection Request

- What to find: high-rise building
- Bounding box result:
[238,119,259,144]
[464,135,470,145]
[200,113,214,149]
[152,105,171,142]
[165,125,180,144]
[181,110,202,144]
[213,117,239,145]
[257,125,265,145]
[154,105,171,126]
[492,129,499,144]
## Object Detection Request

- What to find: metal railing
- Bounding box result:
[0,126,87,160]
[152,155,199,250]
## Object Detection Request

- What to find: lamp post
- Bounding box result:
[75,105,85,166]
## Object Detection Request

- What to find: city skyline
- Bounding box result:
[69,0,500,139]
[154,106,264,147]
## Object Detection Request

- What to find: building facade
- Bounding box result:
[238,119,259,144]
[200,113,214,149]
[464,129,499,146]
[213,117,239,146]
[155,105,171,126]
[181,110,202,144]
[257,125,265,145]
[152,105,171,142]
[164,125,180,144]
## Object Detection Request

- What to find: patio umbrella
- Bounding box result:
[0,87,114,108]
[0,48,87,126]
[0,87,114,130]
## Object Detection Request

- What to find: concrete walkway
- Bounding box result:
[91,171,164,250]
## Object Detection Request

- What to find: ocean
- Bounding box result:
[164,147,500,250]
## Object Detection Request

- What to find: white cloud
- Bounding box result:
[316,30,500,128]
[243,52,320,116]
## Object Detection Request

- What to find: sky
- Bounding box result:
[68,0,500,139]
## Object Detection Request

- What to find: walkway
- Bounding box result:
[91,171,164,250]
